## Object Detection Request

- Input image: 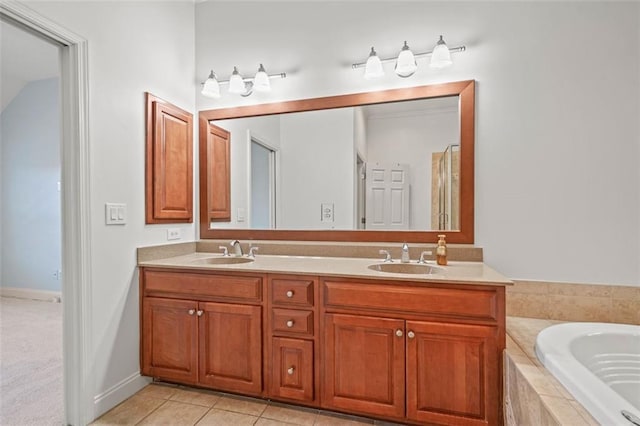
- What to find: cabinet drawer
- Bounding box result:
[271,277,314,307]
[271,337,314,402]
[323,279,498,322]
[272,309,314,337]
[143,269,262,302]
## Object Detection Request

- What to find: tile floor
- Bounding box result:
[92,383,407,426]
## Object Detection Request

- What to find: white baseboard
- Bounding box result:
[0,287,62,302]
[93,372,151,419]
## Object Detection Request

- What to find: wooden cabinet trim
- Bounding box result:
[199,121,231,225]
[271,337,314,402]
[142,297,198,384]
[271,308,314,337]
[271,276,315,308]
[145,92,193,224]
[142,269,262,303]
[322,313,405,419]
[198,302,263,395]
[405,320,499,425]
[322,278,498,322]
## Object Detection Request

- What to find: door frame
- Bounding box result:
[246,130,279,229]
[0,3,93,425]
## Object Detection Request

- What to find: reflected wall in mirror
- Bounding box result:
[199,80,474,243]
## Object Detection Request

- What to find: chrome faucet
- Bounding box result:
[417,251,433,264]
[379,249,393,263]
[401,243,410,263]
[229,240,243,256]
[248,246,259,258]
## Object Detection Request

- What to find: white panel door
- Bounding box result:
[365,163,410,229]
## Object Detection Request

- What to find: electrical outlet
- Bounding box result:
[321,203,334,222]
[53,270,62,280]
[167,228,182,241]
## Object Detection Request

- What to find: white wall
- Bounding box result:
[23,1,196,417]
[279,109,355,229]
[1,78,61,292]
[366,108,458,230]
[196,1,640,286]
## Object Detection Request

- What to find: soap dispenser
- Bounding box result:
[436,234,448,266]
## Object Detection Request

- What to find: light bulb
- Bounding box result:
[228,66,246,94]
[364,47,384,80]
[253,64,271,92]
[394,41,417,78]
[201,70,221,98]
[430,35,452,69]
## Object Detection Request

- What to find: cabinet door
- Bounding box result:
[406,321,499,426]
[145,93,193,223]
[200,123,230,222]
[323,313,405,419]
[271,337,314,402]
[142,297,198,383]
[198,302,262,394]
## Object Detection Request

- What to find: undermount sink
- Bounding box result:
[190,256,254,265]
[368,262,442,275]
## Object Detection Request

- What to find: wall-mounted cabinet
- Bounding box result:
[199,122,231,224]
[145,93,193,224]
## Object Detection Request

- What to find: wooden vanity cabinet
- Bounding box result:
[140,268,264,396]
[140,267,506,425]
[321,277,505,426]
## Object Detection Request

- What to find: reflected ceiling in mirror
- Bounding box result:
[199,80,474,243]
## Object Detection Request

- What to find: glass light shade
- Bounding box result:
[201,71,221,98]
[394,41,417,78]
[364,47,384,80]
[228,67,246,94]
[430,35,453,69]
[253,64,271,92]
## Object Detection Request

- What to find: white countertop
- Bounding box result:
[138,252,513,286]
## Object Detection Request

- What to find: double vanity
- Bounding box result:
[138,243,510,426]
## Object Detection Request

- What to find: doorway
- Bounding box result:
[0,3,92,425]
[0,17,63,425]
[249,135,277,229]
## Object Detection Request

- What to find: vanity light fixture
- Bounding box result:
[395,41,418,78]
[354,35,465,79]
[201,64,287,98]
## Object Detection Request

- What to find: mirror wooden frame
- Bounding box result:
[199,79,474,243]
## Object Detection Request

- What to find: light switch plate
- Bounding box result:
[105,203,126,225]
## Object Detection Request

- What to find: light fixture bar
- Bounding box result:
[214,72,287,85]
[351,45,465,69]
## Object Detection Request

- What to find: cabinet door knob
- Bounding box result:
[395,329,403,337]
[188,309,195,315]
[287,367,295,375]
[286,320,294,328]
[196,310,204,317]
[286,290,294,298]
[407,331,415,339]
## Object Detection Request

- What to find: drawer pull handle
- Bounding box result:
[286,320,294,328]
[188,309,195,315]
[407,331,415,339]
[287,367,295,375]
[395,329,403,337]
[286,290,294,298]
[196,310,204,317]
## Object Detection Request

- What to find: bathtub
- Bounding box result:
[535,322,640,425]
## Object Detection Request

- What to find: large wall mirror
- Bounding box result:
[199,80,474,243]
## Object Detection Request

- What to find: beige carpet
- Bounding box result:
[0,296,64,425]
